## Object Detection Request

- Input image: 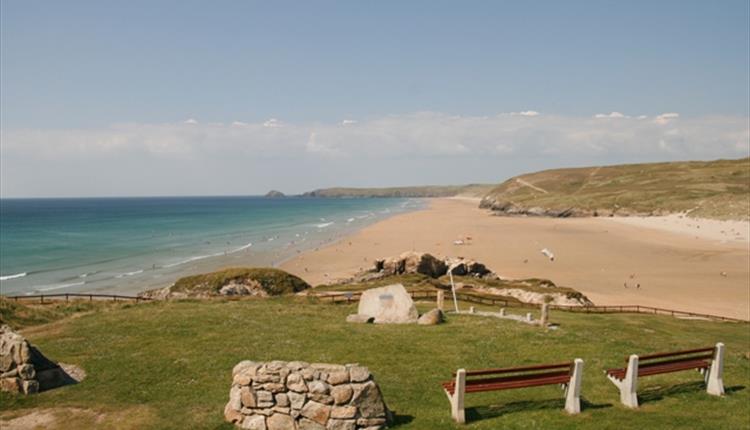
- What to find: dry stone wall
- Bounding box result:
[0,325,67,395]
[225,360,392,430]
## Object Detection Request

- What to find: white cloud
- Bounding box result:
[594,112,627,119]
[3,112,746,162]
[654,112,680,125]
[341,119,357,126]
[509,110,540,117]
[183,118,198,124]
[2,112,747,196]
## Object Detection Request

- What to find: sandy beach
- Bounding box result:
[281,198,750,320]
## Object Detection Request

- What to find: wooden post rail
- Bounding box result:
[3,293,151,303]
[310,291,746,323]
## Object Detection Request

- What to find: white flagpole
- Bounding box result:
[448,262,460,313]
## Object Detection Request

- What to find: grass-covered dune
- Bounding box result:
[480,158,750,220]
[1,297,748,429]
[142,267,311,298]
[302,184,495,198]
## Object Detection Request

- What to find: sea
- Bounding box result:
[0,196,422,296]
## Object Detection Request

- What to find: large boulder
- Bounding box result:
[0,325,73,394]
[417,309,444,325]
[375,252,447,278]
[226,361,391,430]
[357,284,418,324]
[445,258,492,278]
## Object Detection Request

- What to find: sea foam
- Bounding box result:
[0,272,27,281]
[36,281,86,292]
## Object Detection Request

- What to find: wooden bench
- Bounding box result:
[605,342,725,408]
[441,359,584,423]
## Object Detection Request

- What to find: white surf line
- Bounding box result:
[0,272,27,281]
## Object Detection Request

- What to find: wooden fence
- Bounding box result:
[5,290,744,323]
[4,293,151,304]
[312,290,747,323]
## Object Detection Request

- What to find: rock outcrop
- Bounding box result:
[370,252,490,279]
[225,360,392,430]
[356,284,418,324]
[444,258,491,278]
[0,325,72,394]
[478,200,589,218]
[375,252,447,278]
[264,190,286,198]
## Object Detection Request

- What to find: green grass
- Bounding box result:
[1,297,748,429]
[170,267,311,296]
[0,298,110,329]
[480,158,750,220]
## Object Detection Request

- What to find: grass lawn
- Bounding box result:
[1,297,748,429]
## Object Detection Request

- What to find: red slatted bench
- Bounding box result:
[442,359,584,423]
[605,343,725,408]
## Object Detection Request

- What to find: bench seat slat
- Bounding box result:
[442,370,570,395]
[607,359,710,380]
[465,374,571,393]
[636,347,714,362]
[454,362,572,377]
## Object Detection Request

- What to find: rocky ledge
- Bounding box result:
[365,251,492,280]
[225,360,392,430]
[478,199,668,218]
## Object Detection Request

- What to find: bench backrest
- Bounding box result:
[631,346,715,365]
[454,362,573,379]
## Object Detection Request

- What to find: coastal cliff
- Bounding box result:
[479,158,750,220]
[302,184,494,198]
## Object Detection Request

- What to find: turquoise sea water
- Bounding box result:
[0,197,421,295]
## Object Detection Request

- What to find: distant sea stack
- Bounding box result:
[264,190,285,198]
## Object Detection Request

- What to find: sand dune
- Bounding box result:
[281,198,750,320]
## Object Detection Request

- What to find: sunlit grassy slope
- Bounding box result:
[480,158,750,220]
[1,297,748,429]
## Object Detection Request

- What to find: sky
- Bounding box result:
[1,0,749,197]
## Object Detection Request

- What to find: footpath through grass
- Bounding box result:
[1,297,748,429]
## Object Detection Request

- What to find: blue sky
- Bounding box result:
[1,1,749,197]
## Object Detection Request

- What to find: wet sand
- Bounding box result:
[281,198,750,320]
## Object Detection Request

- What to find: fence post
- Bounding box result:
[40,295,44,304]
